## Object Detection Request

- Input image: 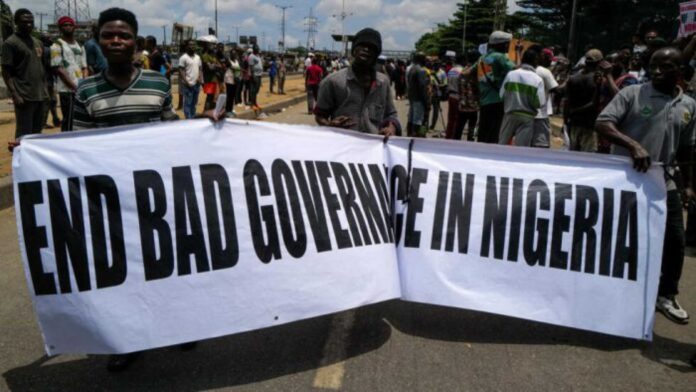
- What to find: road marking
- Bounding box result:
[312,310,356,390]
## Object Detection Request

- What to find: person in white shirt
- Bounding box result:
[178,39,203,119]
[534,47,559,148]
[50,15,87,131]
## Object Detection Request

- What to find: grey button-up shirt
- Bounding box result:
[598,83,696,165]
[597,83,696,190]
[315,67,400,134]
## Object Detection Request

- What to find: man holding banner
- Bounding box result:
[596,47,696,325]
[69,6,191,372]
[315,28,400,136]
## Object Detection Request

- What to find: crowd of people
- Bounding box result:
[308,25,696,348]
[2,5,696,370]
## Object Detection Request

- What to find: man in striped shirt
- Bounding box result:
[71,8,177,131]
[68,6,187,373]
[498,47,546,146]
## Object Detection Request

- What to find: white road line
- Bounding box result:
[312,310,356,390]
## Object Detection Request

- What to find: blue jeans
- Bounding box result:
[182,83,200,119]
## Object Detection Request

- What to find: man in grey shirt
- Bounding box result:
[596,47,696,324]
[315,28,400,136]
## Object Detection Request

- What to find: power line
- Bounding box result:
[54,0,91,23]
[331,0,353,56]
[35,12,49,32]
[304,7,318,50]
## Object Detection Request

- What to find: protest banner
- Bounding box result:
[13,120,666,355]
[679,1,696,37]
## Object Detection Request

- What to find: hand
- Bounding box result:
[629,144,651,172]
[380,123,396,138]
[329,116,356,129]
[203,107,226,124]
[7,139,20,153]
[11,92,24,107]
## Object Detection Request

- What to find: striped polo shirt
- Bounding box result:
[73,68,173,130]
[499,64,546,117]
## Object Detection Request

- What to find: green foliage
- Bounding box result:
[416,0,682,59]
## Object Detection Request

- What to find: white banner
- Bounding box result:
[387,138,665,340]
[13,120,666,354]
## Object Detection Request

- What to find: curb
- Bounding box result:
[235,94,306,120]
[0,92,308,211]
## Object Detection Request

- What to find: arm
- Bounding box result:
[1,67,22,105]
[314,78,355,128]
[380,82,400,136]
[684,34,696,66]
[595,90,649,171]
[595,121,650,171]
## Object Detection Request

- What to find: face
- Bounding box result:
[99,21,136,65]
[352,43,378,66]
[186,41,196,53]
[16,14,34,35]
[645,31,658,44]
[650,51,681,89]
[60,22,75,36]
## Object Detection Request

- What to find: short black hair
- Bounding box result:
[14,8,32,23]
[522,47,540,65]
[145,35,156,45]
[98,8,138,35]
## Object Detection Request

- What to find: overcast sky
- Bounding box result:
[9,0,521,51]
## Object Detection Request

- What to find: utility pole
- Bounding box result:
[331,0,353,57]
[462,0,469,53]
[275,4,292,53]
[230,25,239,44]
[162,25,167,45]
[493,0,507,30]
[214,0,218,37]
[567,0,579,62]
[35,12,49,32]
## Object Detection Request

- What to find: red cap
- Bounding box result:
[57,16,76,26]
[542,48,554,57]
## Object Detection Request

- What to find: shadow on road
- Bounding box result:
[2,307,392,391]
[384,301,696,372]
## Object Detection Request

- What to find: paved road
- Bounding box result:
[1,100,695,391]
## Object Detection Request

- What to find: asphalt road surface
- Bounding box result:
[1,99,695,391]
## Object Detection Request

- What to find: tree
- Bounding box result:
[513,0,680,59]
[415,0,502,56]
[415,0,682,60]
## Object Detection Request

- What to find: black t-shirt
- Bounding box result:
[566,71,598,128]
[1,34,48,101]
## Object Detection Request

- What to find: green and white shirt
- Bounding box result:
[499,64,545,117]
[73,69,173,130]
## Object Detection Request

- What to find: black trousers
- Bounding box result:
[454,111,478,141]
[15,100,47,138]
[477,102,504,144]
[59,92,74,131]
[660,190,686,297]
[225,83,237,112]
